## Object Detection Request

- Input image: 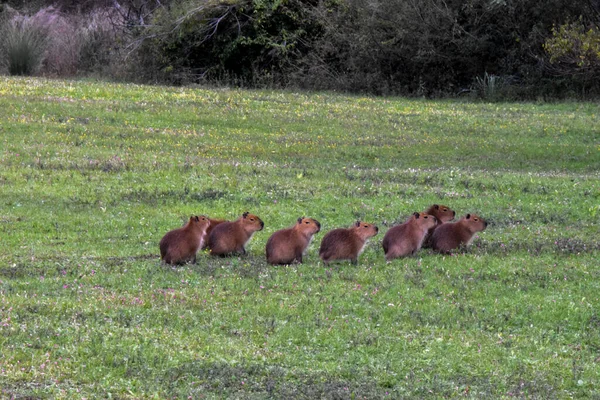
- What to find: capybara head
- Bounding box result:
[297,217,321,234]
[189,215,210,229]
[427,204,456,223]
[412,212,438,230]
[241,212,264,232]
[463,213,487,232]
[353,221,379,239]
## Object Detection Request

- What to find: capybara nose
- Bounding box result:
[316,221,321,229]
[375,226,379,232]
[485,221,488,227]
[260,221,265,229]
[452,210,456,216]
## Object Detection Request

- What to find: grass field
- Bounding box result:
[0,76,599,399]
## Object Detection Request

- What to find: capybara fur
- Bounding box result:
[425,204,456,224]
[266,217,321,265]
[201,218,226,250]
[422,204,456,248]
[207,212,264,256]
[431,213,488,253]
[382,212,437,261]
[159,215,210,264]
[319,221,379,265]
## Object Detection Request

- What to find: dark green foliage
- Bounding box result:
[121,0,600,96]
[130,0,323,85]
[291,0,597,96]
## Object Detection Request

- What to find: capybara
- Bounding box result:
[382,212,437,261]
[159,215,210,264]
[422,204,456,248]
[319,221,379,265]
[207,212,264,256]
[425,204,456,224]
[201,218,226,250]
[431,213,488,253]
[266,217,321,265]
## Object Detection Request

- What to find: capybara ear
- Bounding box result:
[466,214,471,219]
[298,217,303,224]
[243,212,249,218]
[434,204,440,209]
[413,212,420,218]
[355,221,361,227]
[195,216,200,222]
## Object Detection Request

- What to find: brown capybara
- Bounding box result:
[201,218,226,250]
[159,215,211,264]
[207,212,264,256]
[319,221,379,265]
[431,213,488,253]
[422,204,456,248]
[425,204,456,224]
[382,212,437,261]
[266,217,321,265]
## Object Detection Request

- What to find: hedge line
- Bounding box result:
[1,0,599,98]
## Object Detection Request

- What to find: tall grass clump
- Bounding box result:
[473,72,502,100]
[0,16,47,75]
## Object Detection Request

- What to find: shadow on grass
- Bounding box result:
[161,360,389,399]
[153,360,569,399]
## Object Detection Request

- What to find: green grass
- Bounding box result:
[0,76,599,399]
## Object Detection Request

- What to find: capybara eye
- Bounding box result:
[474,218,479,221]
[305,221,309,224]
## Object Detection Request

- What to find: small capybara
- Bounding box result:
[159,215,211,264]
[425,204,456,224]
[382,212,437,261]
[319,221,379,265]
[266,217,321,265]
[207,212,264,256]
[422,204,456,248]
[201,218,226,250]
[431,213,488,253]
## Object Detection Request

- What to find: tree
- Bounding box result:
[544,19,600,78]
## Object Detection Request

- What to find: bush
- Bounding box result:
[543,18,600,94]
[0,13,48,75]
[288,0,598,97]
[76,8,122,76]
[125,0,324,86]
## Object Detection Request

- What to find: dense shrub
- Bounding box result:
[76,8,122,76]
[118,0,322,85]
[543,19,600,95]
[288,0,597,97]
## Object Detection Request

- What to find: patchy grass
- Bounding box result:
[0,76,599,398]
